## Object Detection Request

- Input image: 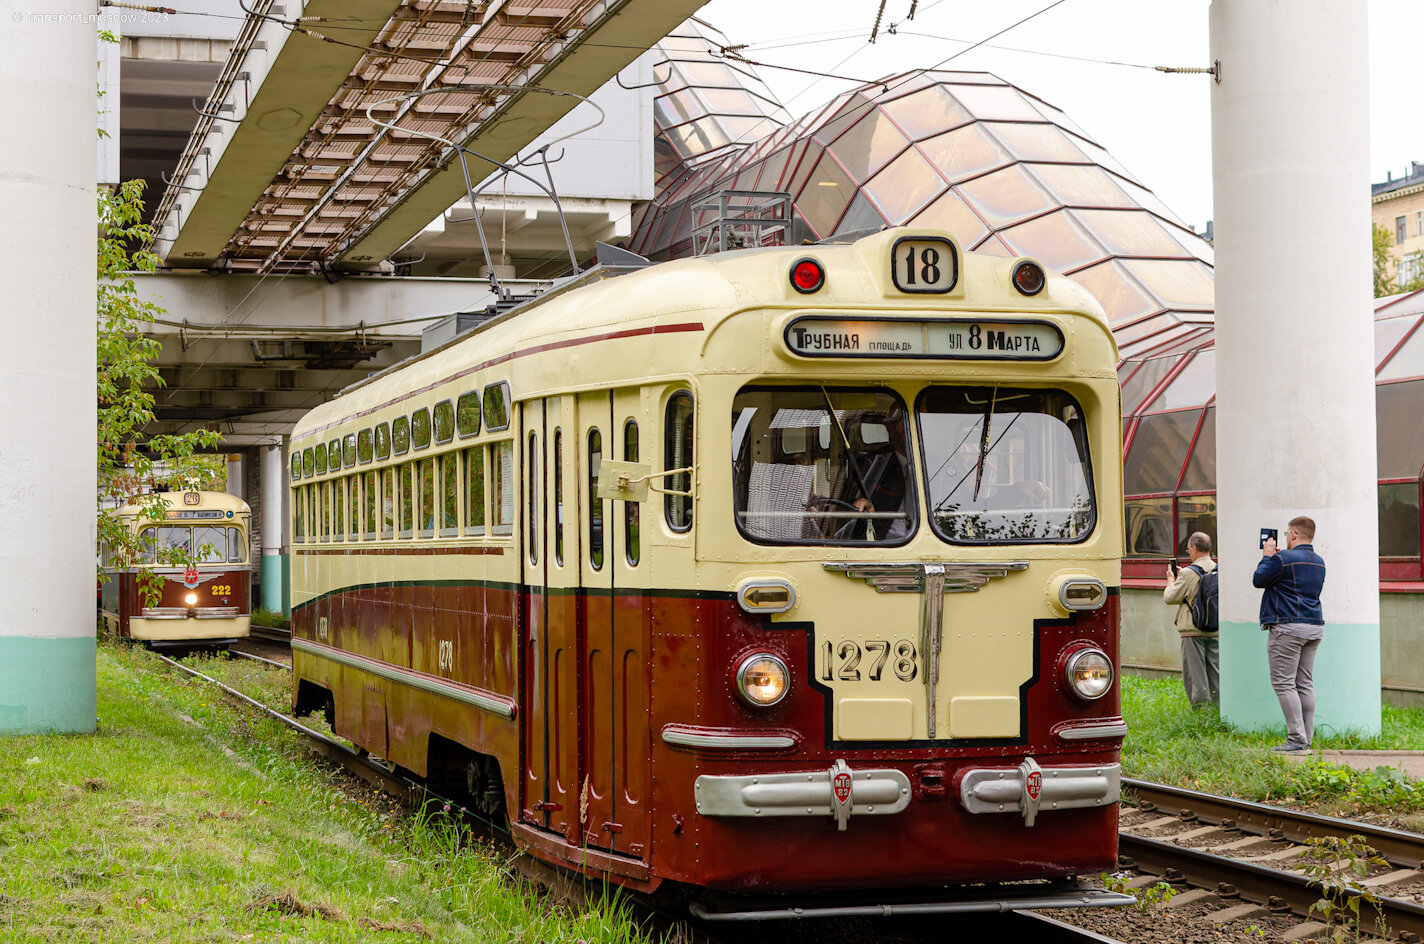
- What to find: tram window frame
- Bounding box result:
[193,526,228,563]
[400,463,414,538]
[553,428,564,566]
[357,428,374,464]
[375,422,391,460]
[342,434,356,468]
[328,439,342,469]
[433,400,455,445]
[440,452,459,536]
[464,446,486,536]
[528,432,539,564]
[333,477,345,541]
[227,527,245,563]
[321,482,332,540]
[302,447,315,478]
[314,443,327,475]
[364,470,378,539]
[293,487,306,543]
[457,389,482,438]
[664,391,694,533]
[588,428,604,570]
[290,454,301,482]
[381,468,395,539]
[393,415,411,456]
[418,457,436,538]
[624,419,640,566]
[491,440,514,536]
[348,476,361,541]
[484,382,511,432]
[412,407,433,451]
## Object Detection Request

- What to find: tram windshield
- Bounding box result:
[918,386,1095,544]
[732,387,915,545]
[137,525,248,563]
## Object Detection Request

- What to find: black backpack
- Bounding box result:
[1188,563,1219,633]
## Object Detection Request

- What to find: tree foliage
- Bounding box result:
[1373,223,1396,298]
[97,181,225,604]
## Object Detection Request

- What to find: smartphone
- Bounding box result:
[1260,528,1278,548]
[1169,558,1179,576]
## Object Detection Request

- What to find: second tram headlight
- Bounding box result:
[736,653,790,707]
[184,592,198,606]
[1063,647,1113,701]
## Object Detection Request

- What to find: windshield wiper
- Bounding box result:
[971,387,998,501]
[820,386,872,505]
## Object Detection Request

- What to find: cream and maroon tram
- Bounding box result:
[100,490,252,648]
[288,228,1127,916]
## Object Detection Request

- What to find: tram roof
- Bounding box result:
[292,229,1111,441]
[118,491,253,520]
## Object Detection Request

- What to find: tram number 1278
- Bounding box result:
[820,639,919,683]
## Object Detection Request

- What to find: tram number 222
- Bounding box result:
[820,639,919,682]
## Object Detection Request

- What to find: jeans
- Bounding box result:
[1266,626,1321,746]
[1180,635,1219,707]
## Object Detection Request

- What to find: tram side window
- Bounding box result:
[554,429,564,566]
[400,463,414,537]
[440,453,459,536]
[457,390,481,438]
[434,400,455,445]
[413,408,432,451]
[364,471,378,539]
[588,428,604,569]
[418,458,435,537]
[665,392,694,532]
[375,422,391,460]
[348,476,361,541]
[227,527,245,562]
[333,478,345,541]
[625,419,640,566]
[290,454,301,482]
[393,416,410,456]
[343,434,357,468]
[381,468,395,539]
[294,488,306,543]
[321,482,332,540]
[358,428,373,464]
[491,440,514,535]
[528,432,539,564]
[464,447,486,535]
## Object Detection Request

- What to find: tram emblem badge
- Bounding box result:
[183,567,200,589]
[1026,770,1042,802]
[833,771,852,804]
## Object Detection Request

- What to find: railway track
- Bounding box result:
[153,650,1132,944]
[1118,777,1424,940]
[247,624,292,646]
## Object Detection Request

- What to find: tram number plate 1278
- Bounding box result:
[820,639,919,683]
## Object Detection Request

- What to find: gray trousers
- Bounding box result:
[1267,628,1322,746]
[1180,635,1219,707]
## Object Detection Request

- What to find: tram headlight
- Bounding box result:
[1063,647,1113,701]
[736,653,790,707]
[184,592,198,606]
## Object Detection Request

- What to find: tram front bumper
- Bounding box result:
[695,758,1119,830]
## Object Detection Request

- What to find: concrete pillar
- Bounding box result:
[0,2,97,733]
[1211,0,1380,735]
[227,453,244,501]
[261,444,286,615]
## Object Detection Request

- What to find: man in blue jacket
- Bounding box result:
[1254,516,1327,752]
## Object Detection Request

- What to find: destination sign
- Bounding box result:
[784,316,1064,361]
[165,510,228,520]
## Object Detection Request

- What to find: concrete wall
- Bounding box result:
[1122,587,1424,706]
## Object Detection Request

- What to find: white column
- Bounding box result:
[1211,0,1380,733]
[261,443,286,613]
[227,452,244,501]
[0,1,97,732]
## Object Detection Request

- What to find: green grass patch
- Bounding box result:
[0,644,659,943]
[249,607,289,630]
[1122,675,1424,822]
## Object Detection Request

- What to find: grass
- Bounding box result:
[0,643,659,943]
[1122,675,1424,827]
[249,607,289,630]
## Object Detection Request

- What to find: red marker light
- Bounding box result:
[790,257,825,294]
[1012,260,1045,296]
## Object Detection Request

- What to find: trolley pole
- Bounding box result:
[0,2,98,732]
[1211,0,1381,735]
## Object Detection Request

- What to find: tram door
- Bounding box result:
[577,389,651,858]
[521,397,580,842]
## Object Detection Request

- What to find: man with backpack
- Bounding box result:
[1164,531,1219,706]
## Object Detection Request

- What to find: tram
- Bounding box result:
[287,228,1125,915]
[100,490,253,648]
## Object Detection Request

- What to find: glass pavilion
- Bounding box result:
[629,19,1424,583]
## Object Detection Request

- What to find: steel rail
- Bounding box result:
[1118,832,1424,939]
[1124,777,1424,868]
